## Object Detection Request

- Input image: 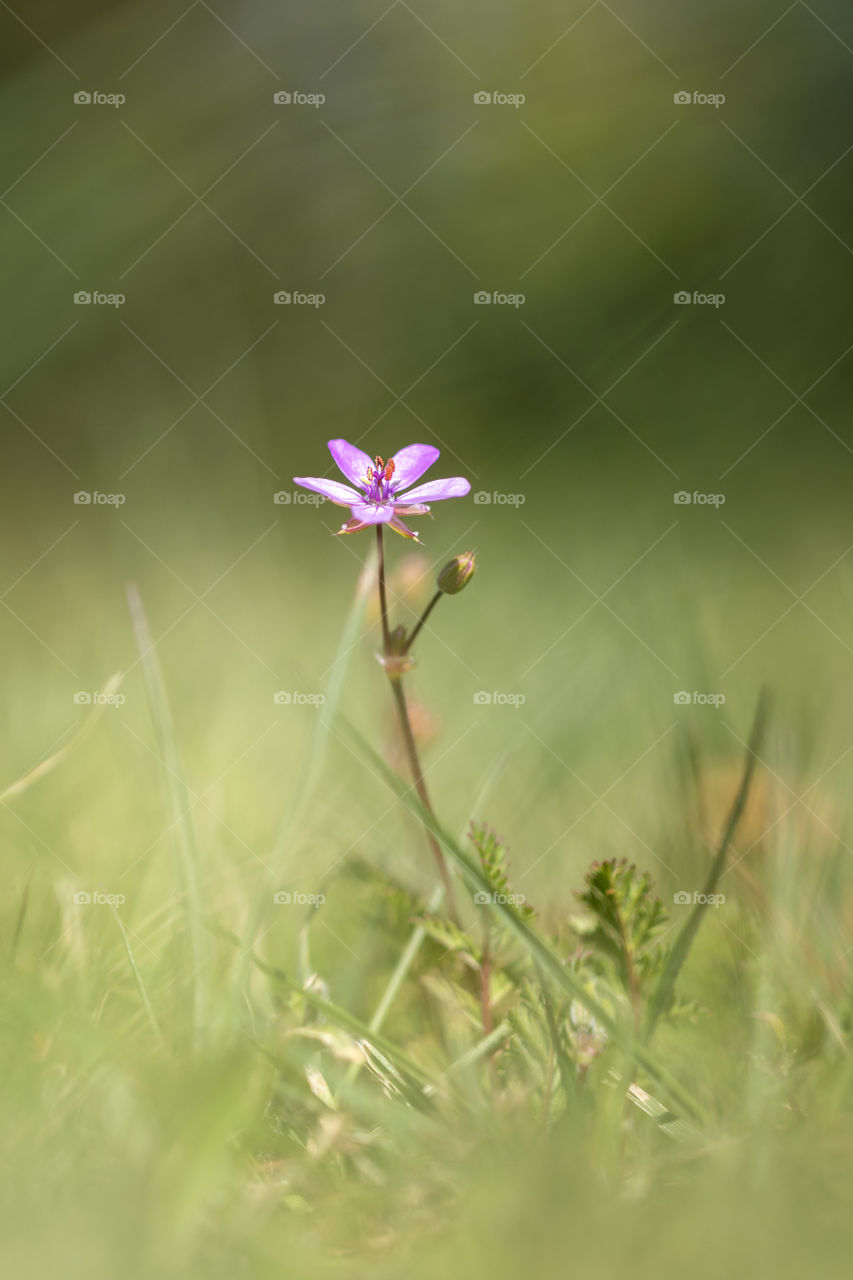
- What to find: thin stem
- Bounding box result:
[389,678,459,921]
[404,590,441,653]
[376,524,391,654]
[376,525,458,920]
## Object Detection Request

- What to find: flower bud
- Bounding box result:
[437,551,476,596]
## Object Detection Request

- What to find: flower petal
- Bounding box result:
[348,501,395,525]
[391,503,430,516]
[327,439,373,486]
[396,477,471,503]
[293,476,362,506]
[336,516,371,536]
[390,443,440,490]
[387,514,422,541]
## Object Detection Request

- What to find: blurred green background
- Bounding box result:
[3,1,853,1275]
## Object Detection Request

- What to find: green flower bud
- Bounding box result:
[437,551,476,596]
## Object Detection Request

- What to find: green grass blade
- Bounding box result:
[0,672,124,803]
[110,904,163,1044]
[212,920,436,1103]
[337,749,510,1102]
[127,583,209,1051]
[232,548,376,998]
[271,545,377,866]
[335,714,709,1127]
[644,688,771,1039]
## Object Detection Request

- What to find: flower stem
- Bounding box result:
[388,679,458,920]
[404,590,441,654]
[376,524,391,654]
[376,526,458,921]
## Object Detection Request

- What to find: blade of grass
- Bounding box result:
[232,548,376,998]
[536,967,575,1109]
[0,672,124,803]
[334,713,709,1127]
[127,583,208,1052]
[10,868,33,962]
[444,1020,512,1077]
[110,904,163,1044]
[644,688,771,1039]
[337,751,510,1102]
[211,919,436,1104]
[272,546,377,865]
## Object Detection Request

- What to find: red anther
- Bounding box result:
[385,459,395,481]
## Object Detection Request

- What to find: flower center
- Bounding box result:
[363,455,396,504]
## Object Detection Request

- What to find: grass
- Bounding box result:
[4,522,853,1279]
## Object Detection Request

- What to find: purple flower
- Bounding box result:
[293,439,471,541]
